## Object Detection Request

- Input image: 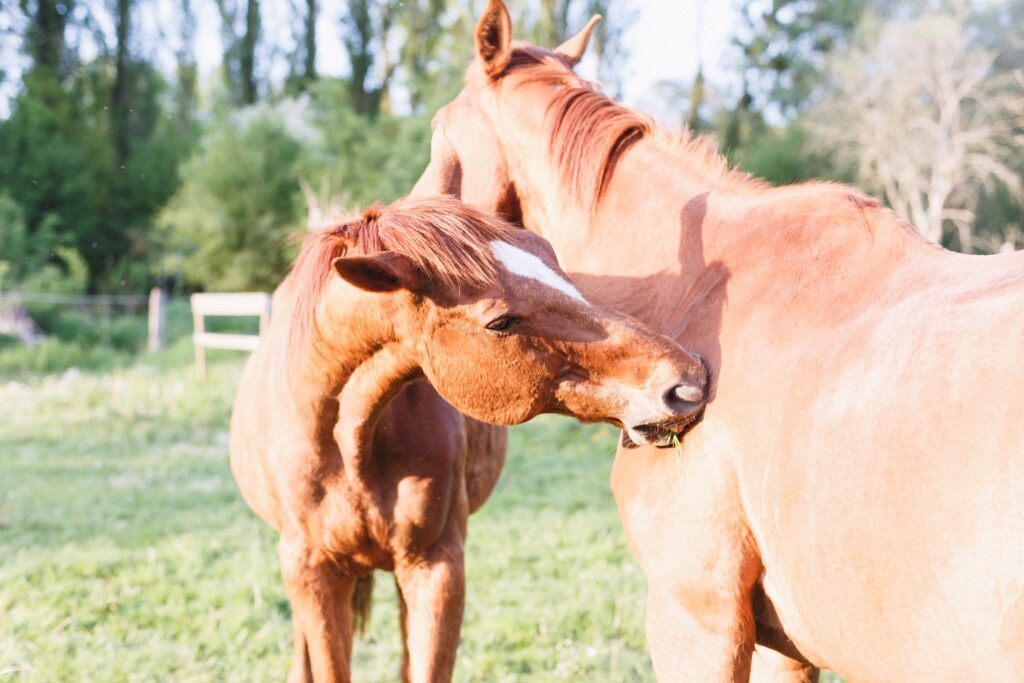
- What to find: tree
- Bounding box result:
[733,0,870,116]
[286,0,317,92]
[215,0,261,105]
[157,105,307,290]
[172,0,198,131]
[808,11,1024,249]
[111,0,133,167]
[22,0,73,80]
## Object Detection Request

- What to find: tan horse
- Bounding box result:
[229,195,707,683]
[412,3,1024,681]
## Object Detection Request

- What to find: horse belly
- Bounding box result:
[229,350,281,528]
[462,417,507,513]
[744,317,1024,681]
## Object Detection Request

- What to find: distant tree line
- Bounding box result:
[682,0,1023,251]
[0,0,630,294]
[0,0,1020,298]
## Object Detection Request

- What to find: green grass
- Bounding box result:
[0,353,656,681]
[0,299,259,379]
[1,349,845,681]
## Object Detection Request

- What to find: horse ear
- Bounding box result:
[332,252,424,293]
[555,14,601,67]
[475,0,512,78]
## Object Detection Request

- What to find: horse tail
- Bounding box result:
[352,573,375,635]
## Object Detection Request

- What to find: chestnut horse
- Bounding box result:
[412,3,1024,681]
[229,195,708,683]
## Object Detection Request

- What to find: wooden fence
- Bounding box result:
[190,292,272,381]
[1,289,271,381]
[0,290,157,347]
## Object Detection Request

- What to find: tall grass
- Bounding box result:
[1,354,656,681]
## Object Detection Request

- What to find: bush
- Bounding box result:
[20,246,91,332]
[157,103,308,291]
[0,194,30,286]
[0,338,114,377]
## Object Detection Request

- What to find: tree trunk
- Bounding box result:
[303,0,317,85]
[342,0,378,116]
[29,0,70,78]
[240,0,260,104]
[112,0,132,167]
[175,0,198,130]
[688,67,705,132]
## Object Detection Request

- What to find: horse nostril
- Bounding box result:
[664,383,705,413]
[673,384,704,402]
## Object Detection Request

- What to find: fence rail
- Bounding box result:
[0,289,163,348]
[0,293,149,306]
[190,292,272,381]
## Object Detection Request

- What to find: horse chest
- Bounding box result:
[313,445,462,571]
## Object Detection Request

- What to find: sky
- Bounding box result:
[618,2,741,109]
[0,1,743,118]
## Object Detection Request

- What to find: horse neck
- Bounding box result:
[281,282,420,477]
[510,127,931,346]
[510,134,746,331]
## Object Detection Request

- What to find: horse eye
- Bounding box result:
[485,315,521,333]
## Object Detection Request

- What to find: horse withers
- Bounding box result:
[229,195,707,683]
[414,2,1024,681]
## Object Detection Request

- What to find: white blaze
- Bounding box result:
[489,241,587,304]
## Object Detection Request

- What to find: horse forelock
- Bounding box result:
[287,196,516,349]
[491,46,769,210]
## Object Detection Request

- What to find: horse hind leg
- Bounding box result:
[751,579,818,682]
[287,618,313,683]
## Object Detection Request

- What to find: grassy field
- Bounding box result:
[1,343,658,682]
[1,336,843,682]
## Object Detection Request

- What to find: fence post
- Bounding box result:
[148,287,166,351]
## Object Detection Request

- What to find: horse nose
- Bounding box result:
[663,383,705,416]
[662,352,707,415]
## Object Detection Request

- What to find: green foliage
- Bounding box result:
[0,59,194,292]
[0,193,31,286]
[0,299,194,379]
[309,80,432,206]
[0,337,114,376]
[156,85,434,292]
[19,246,90,330]
[734,0,870,115]
[0,73,98,267]
[158,106,307,291]
[734,124,844,186]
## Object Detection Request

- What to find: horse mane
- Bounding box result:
[288,195,515,348]
[499,45,769,209]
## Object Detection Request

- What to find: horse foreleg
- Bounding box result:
[278,536,356,683]
[396,578,411,683]
[749,646,819,683]
[613,443,761,682]
[393,539,466,683]
[287,617,313,683]
[645,577,757,682]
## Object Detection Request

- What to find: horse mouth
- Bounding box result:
[621,409,705,450]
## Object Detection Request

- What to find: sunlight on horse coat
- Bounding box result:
[412,3,1024,681]
[229,195,707,683]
